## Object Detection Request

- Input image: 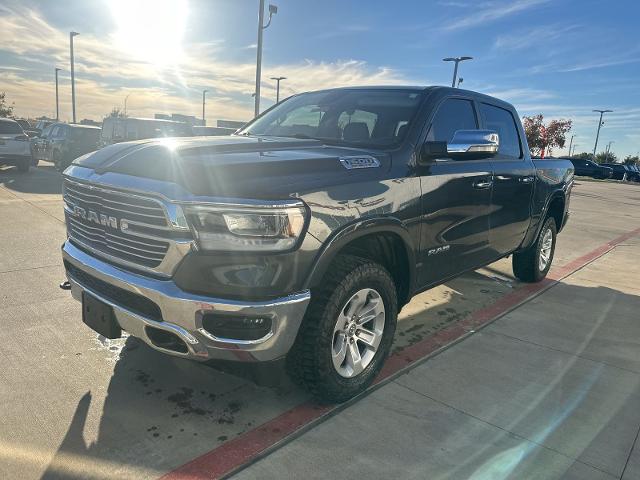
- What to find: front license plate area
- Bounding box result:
[82,292,122,339]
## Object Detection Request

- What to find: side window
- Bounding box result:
[50,126,61,138]
[426,98,477,143]
[478,103,522,159]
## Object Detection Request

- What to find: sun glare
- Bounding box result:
[110,0,188,67]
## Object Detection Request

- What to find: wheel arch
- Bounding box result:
[304,217,416,308]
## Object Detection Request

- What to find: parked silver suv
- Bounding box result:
[0,118,32,172]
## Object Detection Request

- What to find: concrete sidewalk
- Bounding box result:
[233,239,640,480]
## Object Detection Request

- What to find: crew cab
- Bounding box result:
[60,86,573,401]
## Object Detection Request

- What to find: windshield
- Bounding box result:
[238,89,425,148]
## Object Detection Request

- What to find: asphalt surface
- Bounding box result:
[0,163,638,479]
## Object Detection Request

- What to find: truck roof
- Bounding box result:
[299,85,516,110]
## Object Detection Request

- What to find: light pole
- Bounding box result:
[254,1,278,118]
[443,56,472,88]
[70,31,79,123]
[605,140,614,156]
[202,89,208,125]
[270,76,286,103]
[55,67,61,121]
[124,93,131,117]
[571,144,578,156]
[567,134,575,157]
[592,109,612,157]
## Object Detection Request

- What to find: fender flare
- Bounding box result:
[303,216,417,298]
[525,190,567,249]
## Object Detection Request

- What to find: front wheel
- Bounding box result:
[286,255,398,403]
[513,217,557,282]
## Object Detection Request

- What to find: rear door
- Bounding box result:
[479,102,535,255]
[417,97,494,287]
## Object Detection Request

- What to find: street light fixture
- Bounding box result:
[54,67,61,121]
[592,109,612,156]
[270,76,286,103]
[70,31,79,123]
[254,1,278,117]
[443,56,472,88]
[202,89,208,126]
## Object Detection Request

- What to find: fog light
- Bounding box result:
[201,314,273,341]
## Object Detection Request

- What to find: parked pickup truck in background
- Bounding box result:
[568,158,612,179]
[60,86,573,401]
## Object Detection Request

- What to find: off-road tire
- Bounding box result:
[286,254,398,403]
[513,216,557,282]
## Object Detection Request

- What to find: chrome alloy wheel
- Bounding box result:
[539,227,553,271]
[331,288,385,378]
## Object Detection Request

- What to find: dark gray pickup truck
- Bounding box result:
[61,86,573,401]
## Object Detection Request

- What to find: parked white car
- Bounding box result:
[0,118,32,172]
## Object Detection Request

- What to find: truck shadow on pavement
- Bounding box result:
[0,164,62,196]
[39,280,640,479]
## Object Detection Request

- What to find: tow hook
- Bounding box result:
[59,280,71,290]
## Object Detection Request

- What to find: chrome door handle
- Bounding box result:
[520,176,535,183]
[472,180,493,189]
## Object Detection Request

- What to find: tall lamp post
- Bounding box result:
[605,140,614,156]
[270,76,286,103]
[124,93,131,117]
[54,67,61,121]
[254,1,278,118]
[70,31,79,123]
[592,109,612,157]
[571,144,578,156]
[202,89,208,125]
[443,56,472,88]
[567,134,575,157]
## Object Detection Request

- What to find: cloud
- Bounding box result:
[494,24,580,51]
[0,5,413,122]
[442,0,551,32]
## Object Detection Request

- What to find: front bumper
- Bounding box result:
[62,240,310,362]
[0,153,31,166]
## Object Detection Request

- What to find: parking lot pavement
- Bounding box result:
[233,234,640,480]
[0,164,639,479]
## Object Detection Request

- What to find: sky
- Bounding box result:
[0,0,639,157]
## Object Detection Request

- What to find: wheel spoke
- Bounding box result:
[332,333,348,369]
[347,342,364,375]
[355,326,380,351]
[345,290,367,319]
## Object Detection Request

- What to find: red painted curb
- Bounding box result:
[161,226,640,480]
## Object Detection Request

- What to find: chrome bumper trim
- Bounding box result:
[62,241,310,362]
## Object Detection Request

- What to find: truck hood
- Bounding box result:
[72,135,389,198]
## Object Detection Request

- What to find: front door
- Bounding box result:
[478,102,535,255]
[417,97,494,287]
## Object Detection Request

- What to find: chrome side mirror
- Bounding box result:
[448,130,499,159]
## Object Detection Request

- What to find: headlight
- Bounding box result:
[184,203,307,252]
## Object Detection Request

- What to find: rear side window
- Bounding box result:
[427,98,477,143]
[0,120,23,134]
[479,103,522,159]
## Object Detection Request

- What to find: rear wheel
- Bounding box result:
[512,217,557,282]
[286,255,397,403]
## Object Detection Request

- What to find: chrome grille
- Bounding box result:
[63,180,170,268]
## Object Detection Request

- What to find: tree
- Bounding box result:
[623,155,639,166]
[108,107,126,118]
[572,152,594,160]
[522,114,572,157]
[0,92,14,118]
[595,151,617,164]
